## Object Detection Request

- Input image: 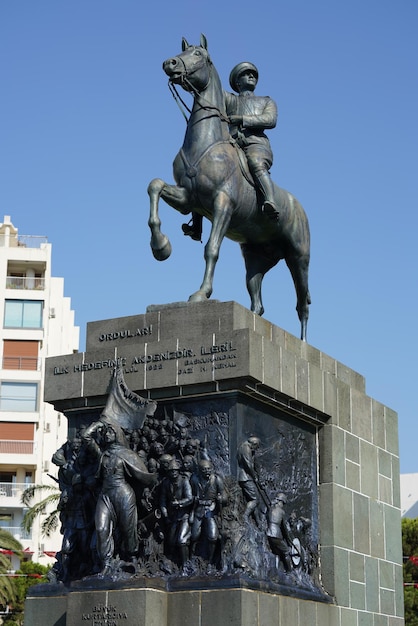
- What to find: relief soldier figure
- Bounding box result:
[50,434,97,582]
[159,459,193,567]
[190,459,227,567]
[82,418,158,576]
[237,436,263,527]
[266,493,293,572]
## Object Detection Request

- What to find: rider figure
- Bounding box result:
[182,62,279,241]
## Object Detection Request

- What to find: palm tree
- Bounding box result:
[0,528,23,609]
[21,483,61,538]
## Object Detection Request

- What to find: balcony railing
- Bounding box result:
[0,482,33,499]
[2,356,40,371]
[6,276,45,290]
[0,440,35,454]
[17,235,48,248]
[0,234,48,248]
[0,526,31,540]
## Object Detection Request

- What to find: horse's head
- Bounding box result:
[163,34,212,93]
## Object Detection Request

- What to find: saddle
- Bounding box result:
[229,138,256,188]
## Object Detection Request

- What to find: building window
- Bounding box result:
[4,300,43,329]
[0,472,16,481]
[0,422,35,454]
[3,340,39,370]
[0,513,14,528]
[0,382,38,411]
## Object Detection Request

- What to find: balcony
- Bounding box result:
[0,440,37,466]
[0,234,48,249]
[2,356,40,371]
[6,276,45,290]
[16,235,48,248]
[0,440,35,454]
[0,526,31,540]
[0,482,34,507]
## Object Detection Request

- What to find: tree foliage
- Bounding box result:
[0,529,22,612]
[0,526,50,625]
[1,561,49,626]
[21,483,61,537]
[402,518,418,626]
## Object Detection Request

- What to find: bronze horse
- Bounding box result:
[148,35,311,340]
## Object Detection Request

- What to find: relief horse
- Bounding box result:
[148,35,311,340]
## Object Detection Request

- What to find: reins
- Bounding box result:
[167,61,230,125]
[168,81,192,122]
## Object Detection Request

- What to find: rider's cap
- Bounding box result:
[229,62,259,92]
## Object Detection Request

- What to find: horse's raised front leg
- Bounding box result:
[188,192,232,303]
[147,178,190,261]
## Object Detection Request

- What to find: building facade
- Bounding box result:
[400,473,418,518]
[0,216,79,567]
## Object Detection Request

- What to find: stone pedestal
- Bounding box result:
[26,301,404,625]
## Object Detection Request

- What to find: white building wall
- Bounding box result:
[0,216,79,567]
[401,473,418,518]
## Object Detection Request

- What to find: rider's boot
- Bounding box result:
[182,213,203,241]
[256,172,280,221]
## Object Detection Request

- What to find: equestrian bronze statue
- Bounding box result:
[147,35,311,340]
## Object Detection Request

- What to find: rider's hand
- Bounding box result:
[229,115,243,126]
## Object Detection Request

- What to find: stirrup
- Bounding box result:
[182,222,202,241]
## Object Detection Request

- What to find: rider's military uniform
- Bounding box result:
[224,89,277,173]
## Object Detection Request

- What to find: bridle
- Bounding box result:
[167,48,230,125]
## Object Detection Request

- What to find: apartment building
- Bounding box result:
[401,473,418,518]
[0,216,79,567]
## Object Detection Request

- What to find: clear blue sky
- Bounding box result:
[1,1,417,472]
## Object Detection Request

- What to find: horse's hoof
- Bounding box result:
[188,290,209,303]
[152,244,172,261]
[151,235,172,261]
